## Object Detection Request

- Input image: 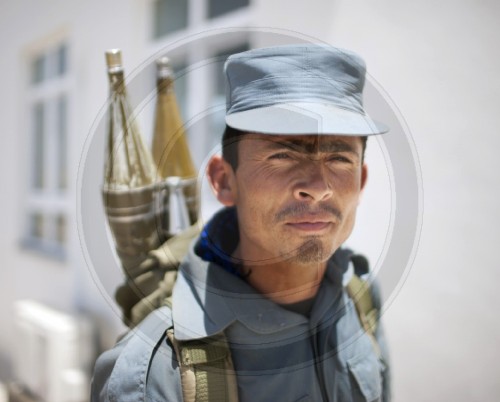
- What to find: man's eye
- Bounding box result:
[328,155,352,163]
[269,152,291,160]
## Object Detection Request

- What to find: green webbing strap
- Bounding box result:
[346,274,381,358]
[115,223,200,327]
[167,330,239,402]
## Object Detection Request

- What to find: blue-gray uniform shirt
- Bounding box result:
[91,208,390,402]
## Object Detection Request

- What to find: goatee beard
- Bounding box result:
[295,238,325,264]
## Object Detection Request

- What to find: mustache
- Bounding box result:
[274,203,343,222]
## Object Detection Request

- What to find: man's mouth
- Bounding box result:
[285,221,332,232]
[275,204,342,224]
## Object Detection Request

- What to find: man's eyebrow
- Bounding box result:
[266,139,360,155]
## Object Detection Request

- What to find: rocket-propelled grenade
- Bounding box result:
[102,49,164,275]
[152,57,199,235]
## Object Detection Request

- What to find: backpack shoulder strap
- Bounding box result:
[166,329,239,402]
[345,254,382,358]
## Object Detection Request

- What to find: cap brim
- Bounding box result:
[225,102,388,136]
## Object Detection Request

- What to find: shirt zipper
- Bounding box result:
[311,327,329,401]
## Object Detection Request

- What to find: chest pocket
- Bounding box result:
[347,352,383,402]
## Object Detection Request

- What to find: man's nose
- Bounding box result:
[292,162,333,202]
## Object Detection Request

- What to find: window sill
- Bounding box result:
[19,237,67,262]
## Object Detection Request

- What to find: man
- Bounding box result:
[92,44,390,402]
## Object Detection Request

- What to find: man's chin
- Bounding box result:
[293,238,330,265]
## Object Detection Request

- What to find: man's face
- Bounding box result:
[210,133,367,266]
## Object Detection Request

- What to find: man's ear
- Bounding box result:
[358,163,368,203]
[206,155,236,206]
[361,163,368,190]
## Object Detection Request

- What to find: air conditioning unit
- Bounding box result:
[13,300,95,402]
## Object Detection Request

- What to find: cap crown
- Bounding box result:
[223,44,387,136]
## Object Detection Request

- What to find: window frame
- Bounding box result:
[150,0,253,41]
[21,39,71,260]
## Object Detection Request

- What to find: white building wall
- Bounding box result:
[263,0,500,400]
[0,0,499,400]
[326,1,500,401]
[0,0,146,377]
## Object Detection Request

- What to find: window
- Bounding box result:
[153,0,250,39]
[208,0,249,19]
[153,0,188,38]
[23,42,70,259]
